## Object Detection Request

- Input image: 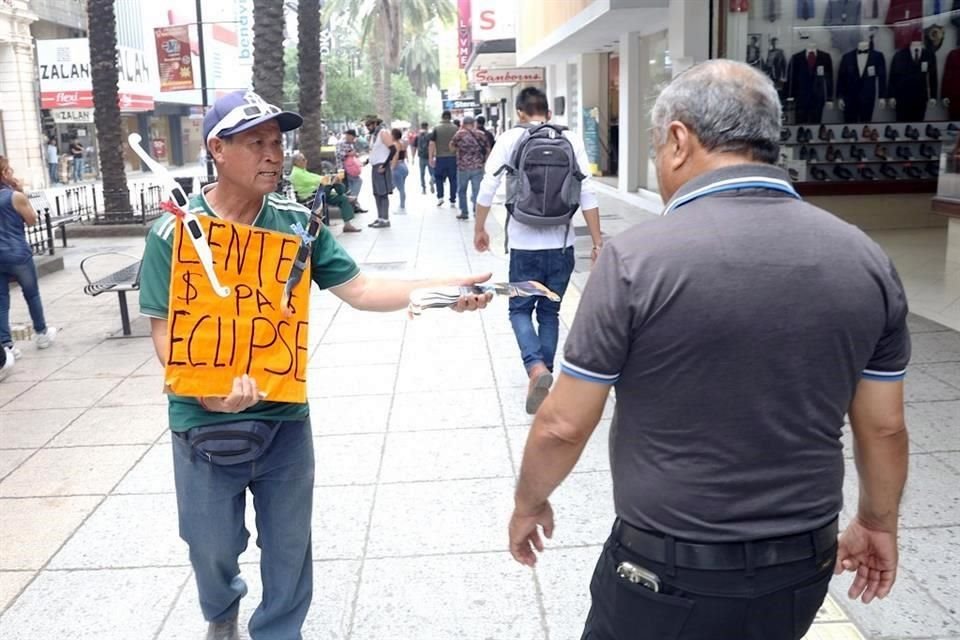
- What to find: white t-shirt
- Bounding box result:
[476,122,598,251]
[369,127,391,165]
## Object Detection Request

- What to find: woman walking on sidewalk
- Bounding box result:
[0,156,57,359]
[391,128,409,214]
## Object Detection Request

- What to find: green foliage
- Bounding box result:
[284,47,300,106]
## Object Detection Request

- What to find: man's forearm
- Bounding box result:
[582,207,602,246]
[853,429,909,531]
[515,402,591,513]
[475,204,491,232]
[345,275,465,312]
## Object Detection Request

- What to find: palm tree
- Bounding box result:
[326,0,454,121]
[253,0,286,107]
[400,23,441,98]
[87,0,131,219]
[297,0,324,170]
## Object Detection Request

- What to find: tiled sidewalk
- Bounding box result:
[0,176,957,639]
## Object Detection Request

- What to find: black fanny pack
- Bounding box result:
[178,420,281,466]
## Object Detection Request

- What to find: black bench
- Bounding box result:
[81,253,143,337]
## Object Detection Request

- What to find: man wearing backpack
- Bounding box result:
[474,87,603,414]
[413,121,434,195]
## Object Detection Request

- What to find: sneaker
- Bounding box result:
[449,201,457,209]
[437,199,444,207]
[3,343,21,359]
[0,347,14,382]
[525,367,554,415]
[395,208,406,215]
[206,616,240,640]
[368,219,391,228]
[456,214,469,220]
[421,188,426,195]
[35,328,57,350]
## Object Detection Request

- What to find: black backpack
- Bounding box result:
[416,132,430,157]
[497,123,585,231]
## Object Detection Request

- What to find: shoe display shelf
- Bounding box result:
[780,122,960,195]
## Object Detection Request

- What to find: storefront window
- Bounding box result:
[149,115,172,166]
[723,0,960,187]
[121,116,141,172]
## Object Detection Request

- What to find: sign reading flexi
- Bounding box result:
[472,67,544,85]
[36,39,154,111]
[154,26,194,92]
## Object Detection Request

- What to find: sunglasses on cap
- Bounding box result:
[206,102,282,142]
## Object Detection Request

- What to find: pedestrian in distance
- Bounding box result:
[476,115,496,156]
[69,137,84,182]
[138,89,493,640]
[474,86,603,414]
[390,128,409,215]
[45,137,59,185]
[449,115,488,220]
[364,115,395,229]
[507,60,911,640]
[337,129,368,213]
[0,155,57,360]
[413,121,434,195]
[428,111,459,209]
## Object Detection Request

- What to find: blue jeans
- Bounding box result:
[393,162,409,209]
[346,176,362,197]
[172,419,314,640]
[72,157,84,182]
[434,157,457,203]
[508,247,575,372]
[48,162,58,184]
[457,168,483,216]
[418,157,433,191]
[0,257,48,347]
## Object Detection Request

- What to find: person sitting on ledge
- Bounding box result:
[290,152,361,233]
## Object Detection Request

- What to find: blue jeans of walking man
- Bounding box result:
[418,156,433,193]
[173,419,314,640]
[433,157,457,205]
[457,168,482,217]
[508,247,575,373]
[0,257,49,347]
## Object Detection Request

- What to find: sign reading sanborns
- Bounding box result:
[470,0,516,41]
[165,216,311,403]
[472,67,544,85]
[36,38,154,110]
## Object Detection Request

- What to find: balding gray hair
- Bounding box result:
[651,60,782,164]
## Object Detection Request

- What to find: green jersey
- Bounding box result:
[139,188,360,431]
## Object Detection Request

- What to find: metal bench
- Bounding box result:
[80,253,143,337]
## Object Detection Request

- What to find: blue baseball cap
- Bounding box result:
[203,90,303,142]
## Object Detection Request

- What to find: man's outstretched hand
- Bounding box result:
[835,516,899,604]
[452,272,494,312]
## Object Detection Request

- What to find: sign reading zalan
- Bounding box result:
[165,216,311,403]
[472,67,545,85]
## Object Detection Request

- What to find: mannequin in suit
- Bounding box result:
[888,42,938,121]
[836,42,887,122]
[788,48,834,123]
[942,48,960,120]
[764,37,788,94]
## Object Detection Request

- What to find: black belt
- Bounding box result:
[614,518,838,571]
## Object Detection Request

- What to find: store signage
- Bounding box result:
[458,0,472,69]
[155,26,194,92]
[443,90,482,110]
[234,0,254,84]
[51,109,95,124]
[36,39,154,111]
[471,0,516,42]
[472,67,544,85]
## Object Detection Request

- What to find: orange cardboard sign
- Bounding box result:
[164,216,311,403]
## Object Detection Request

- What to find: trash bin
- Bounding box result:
[174,177,194,197]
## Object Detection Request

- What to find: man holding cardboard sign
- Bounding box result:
[139,90,491,640]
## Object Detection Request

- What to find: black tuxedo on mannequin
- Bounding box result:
[889,45,938,122]
[788,49,834,124]
[836,47,887,122]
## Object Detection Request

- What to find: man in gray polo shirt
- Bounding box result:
[507,60,910,639]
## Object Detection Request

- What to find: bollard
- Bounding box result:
[44,212,54,255]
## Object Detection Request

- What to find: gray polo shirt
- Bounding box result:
[562,164,910,542]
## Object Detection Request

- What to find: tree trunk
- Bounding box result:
[370,13,392,122]
[253,0,285,107]
[87,0,130,220]
[298,0,324,171]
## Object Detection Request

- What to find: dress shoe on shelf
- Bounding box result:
[818,124,834,141]
[880,164,899,180]
[833,166,854,180]
[859,167,877,180]
[808,147,820,162]
[874,145,889,160]
[788,167,800,181]
[926,124,942,139]
[884,125,900,141]
[842,126,858,141]
[862,126,880,142]
[799,145,810,160]
[896,145,913,160]
[796,127,807,143]
[829,146,844,162]
[781,128,792,142]
[905,124,920,140]
[920,144,937,159]
[810,166,830,181]
[948,123,960,135]
[826,145,836,162]
[904,165,923,179]
[926,163,940,178]
[850,145,867,161]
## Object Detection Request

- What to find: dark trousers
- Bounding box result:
[581,523,837,640]
[434,156,458,203]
